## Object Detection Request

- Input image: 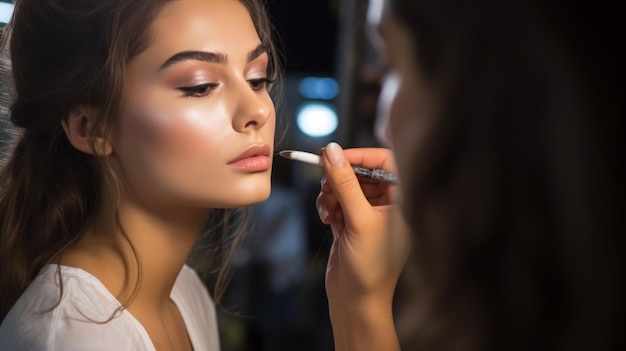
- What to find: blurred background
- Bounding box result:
[1,0,382,350]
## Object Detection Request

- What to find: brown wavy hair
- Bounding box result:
[0,0,282,323]
[387,1,624,350]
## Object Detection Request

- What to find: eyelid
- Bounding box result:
[177,82,220,97]
[246,63,273,87]
[246,63,269,77]
[248,77,276,91]
[249,77,275,82]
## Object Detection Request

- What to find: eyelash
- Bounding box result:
[249,77,276,91]
[178,83,219,97]
[177,78,276,98]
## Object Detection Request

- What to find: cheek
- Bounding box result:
[388,78,418,148]
[385,76,428,184]
[114,99,233,199]
[375,73,421,150]
[113,93,276,208]
[123,104,229,162]
[376,73,416,149]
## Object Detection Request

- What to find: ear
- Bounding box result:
[61,105,113,156]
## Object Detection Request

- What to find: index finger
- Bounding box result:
[320,144,399,228]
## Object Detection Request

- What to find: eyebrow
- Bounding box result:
[159,44,267,71]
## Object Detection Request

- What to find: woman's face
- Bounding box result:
[112,0,275,209]
[367,0,437,185]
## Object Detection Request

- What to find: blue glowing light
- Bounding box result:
[296,102,338,137]
[298,77,339,100]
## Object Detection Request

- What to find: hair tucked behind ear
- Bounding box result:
[0,0,176,322]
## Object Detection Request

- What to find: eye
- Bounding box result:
[177,83,219,97]
[248,78,276,92]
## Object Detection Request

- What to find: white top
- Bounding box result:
[0,264,220,350]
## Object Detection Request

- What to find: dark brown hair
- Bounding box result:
[387,1,623,350]
[0,0,282,322]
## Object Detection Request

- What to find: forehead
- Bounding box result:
[150,0,260,51]
[124,0,264,86]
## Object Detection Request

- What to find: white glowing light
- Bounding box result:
[0,3,14,24]
[296,103,338,137]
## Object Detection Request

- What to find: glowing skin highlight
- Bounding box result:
[116,0,276,209]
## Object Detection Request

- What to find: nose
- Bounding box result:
[375,72,399,148]
[232,80,274,132]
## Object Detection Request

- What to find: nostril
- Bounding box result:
[244,120,259,129]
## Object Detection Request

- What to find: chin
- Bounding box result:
[245,186,270,206]
[239,185,272,206]
[215,194,270,209]
[216,180,272,208]
[246,193,271,206]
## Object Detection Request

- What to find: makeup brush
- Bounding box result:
[279,150,399,184]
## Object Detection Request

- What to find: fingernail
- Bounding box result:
[326,142,345,166]
[318,204,329,223]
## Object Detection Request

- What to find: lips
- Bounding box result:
[227,144,272,172]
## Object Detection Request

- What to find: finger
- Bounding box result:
[322,173,382,194]
[329,207,345,240]
[322,180,389,208]
[321,142,374,225]
[321,176,331,193]
[316,191,340,224]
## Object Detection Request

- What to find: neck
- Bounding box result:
[115,200,209,306]
[61,191,210,311]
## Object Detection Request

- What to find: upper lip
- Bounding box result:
[228,144,271,163]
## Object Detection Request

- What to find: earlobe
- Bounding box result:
[61,106,113,156]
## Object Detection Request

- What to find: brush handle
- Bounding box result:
[352,166,399,184]
[279,150,399,184]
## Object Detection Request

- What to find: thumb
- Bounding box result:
[322,142,372,223]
